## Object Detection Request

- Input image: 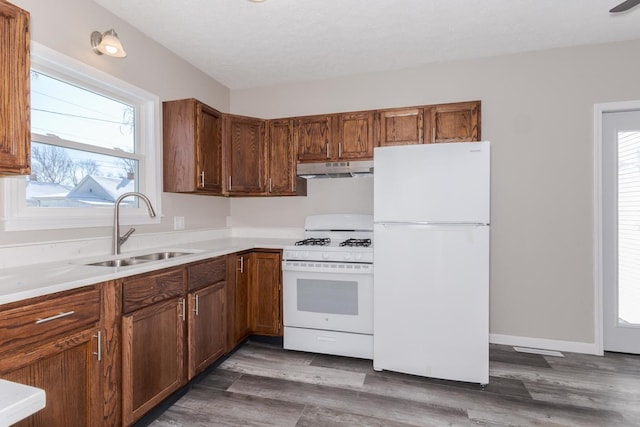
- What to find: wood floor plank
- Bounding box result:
[147,340,640,426]
[228,373,472,426]
[152,386,305,427]
[220,350,367,389]
[296,405,417,427]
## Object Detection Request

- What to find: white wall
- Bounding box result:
[231,40,640,346]
[3,0,232,245]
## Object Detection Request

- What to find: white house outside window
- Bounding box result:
[1,42,161,231]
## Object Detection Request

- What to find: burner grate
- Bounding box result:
[295,237,331,246]
[339,238,372,247]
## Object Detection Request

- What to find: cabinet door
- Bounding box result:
[0,1,30,176]
[296,115,333,162]
[188,281,226,379]
[198,104,223,193]
[0,328,102,427]
[163,99,223,194]
[267,119,297,195]
[227,253,251,349]
[250,251,282,336]
[427,101,481,143]
[225,115,266,194]
[336,111,375,160]
[122,298,185,426]
[377,108,424,146]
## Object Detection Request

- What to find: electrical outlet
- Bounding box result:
[174,216,185,230]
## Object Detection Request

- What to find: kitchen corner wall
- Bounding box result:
[230,39,640,348]
[3,0,232,246]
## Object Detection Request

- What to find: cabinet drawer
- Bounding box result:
[123,268,185,313]
[188,256,226,291]
[0,288,101,353]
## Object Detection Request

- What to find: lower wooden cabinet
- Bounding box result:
[0,251,281,426]
[122,297,185,426]
[251,250,282,336]
[0,286,103,427]
[227,252,252,349]
[227,250,283,348]
[1,329,102,427]
[187,281,226,379]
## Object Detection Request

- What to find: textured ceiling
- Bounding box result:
[92,0,640,90]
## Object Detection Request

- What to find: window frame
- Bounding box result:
[1,42,162,231]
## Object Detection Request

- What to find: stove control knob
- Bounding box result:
[322,252,330,260]
[344,253,351,260]
[303,251,309,259]
[355,253,362,261]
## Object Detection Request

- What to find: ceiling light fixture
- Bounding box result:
[90,29,127,58]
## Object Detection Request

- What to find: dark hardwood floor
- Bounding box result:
[150,341,640,426]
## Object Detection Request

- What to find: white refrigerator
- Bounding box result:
[373,141,490,385]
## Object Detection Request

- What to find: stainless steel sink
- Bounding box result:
[87,258,150,267]
[132,251,193,261]
[84,250,195,268]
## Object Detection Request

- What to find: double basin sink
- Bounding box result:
[86,251,195,268]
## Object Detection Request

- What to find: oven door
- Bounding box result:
[282,260,373,334]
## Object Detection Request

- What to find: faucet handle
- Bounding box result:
[120,227,136,244]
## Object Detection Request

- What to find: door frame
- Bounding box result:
[593,100,640,355]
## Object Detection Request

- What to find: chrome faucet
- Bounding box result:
[113,192,156,255]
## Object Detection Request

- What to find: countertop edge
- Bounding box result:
[0,379,46,427]
[0,237,294,306]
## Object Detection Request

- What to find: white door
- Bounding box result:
[373,141,490,224]
[373,223,489,384]
[603,110,640,353]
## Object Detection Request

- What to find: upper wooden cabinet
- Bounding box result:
[336,111,375,159]
[296,112,375,162]
[163,98,223,194]
[377,101,481,147]
[267,118,306,196]
[377,107,425,147]
[224,114,266,195]
[427,101,480,143]
[296,114,334,162]
[0,1,30,176]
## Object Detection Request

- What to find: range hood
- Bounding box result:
[297,160,374,179]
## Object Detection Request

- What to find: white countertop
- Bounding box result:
[0,379,45,427]
[0,237,295,305]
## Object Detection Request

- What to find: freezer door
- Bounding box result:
[373,223,489,384]
[374,141,490,224]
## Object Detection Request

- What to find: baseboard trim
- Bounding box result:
[490,333,600,355]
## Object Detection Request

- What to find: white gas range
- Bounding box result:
[282,214,374,360]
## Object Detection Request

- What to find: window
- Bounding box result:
[1,42,161,231]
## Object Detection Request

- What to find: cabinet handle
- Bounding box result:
[193,294,199,316]
[93,330,102,361]
[237,256,244,273]
[419,127,423,144]
[269,178,273,193]
[326,143,330,159]
[432,127,436,142]
[200,171,205,187]
[338,142,343,158]
[35,310,75,324]
[179,298,186,321]
[228,176,232,190]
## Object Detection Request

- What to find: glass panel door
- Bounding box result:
[603,110,640,353]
